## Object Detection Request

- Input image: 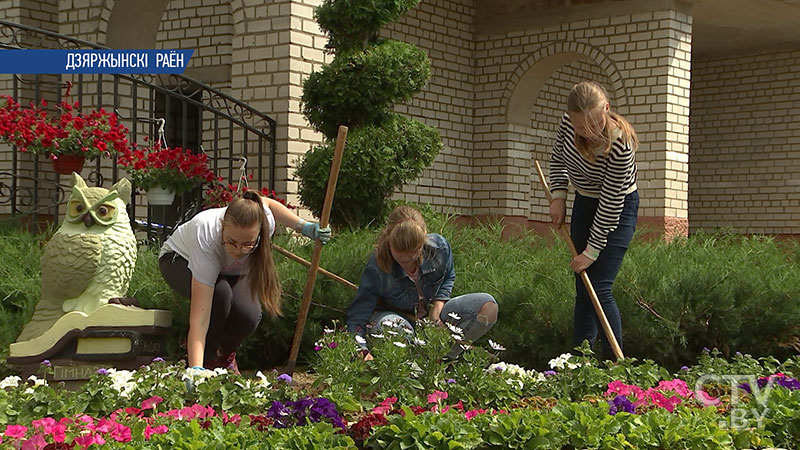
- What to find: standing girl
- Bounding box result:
[159,191,330,373]
[548,81,639,358]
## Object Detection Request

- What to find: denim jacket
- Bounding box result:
[346,233,455,336]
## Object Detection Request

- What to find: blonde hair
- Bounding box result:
[567,81,639,161]
[375,206,427,273]
[223,192,282,317]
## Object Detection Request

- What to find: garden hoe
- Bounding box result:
[285,125,348,374]
[534,160,624,360]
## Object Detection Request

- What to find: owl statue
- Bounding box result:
[16,173,137,342]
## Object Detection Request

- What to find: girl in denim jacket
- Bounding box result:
[346,206,498,360]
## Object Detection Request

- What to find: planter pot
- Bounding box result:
[146,186,176,206]
[51,154,86,175]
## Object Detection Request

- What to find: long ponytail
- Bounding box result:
[223,192,282,317]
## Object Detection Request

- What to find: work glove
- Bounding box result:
[298,219,331,243]
[184,366,212,393]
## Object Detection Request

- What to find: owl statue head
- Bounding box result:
[65,173,131,231]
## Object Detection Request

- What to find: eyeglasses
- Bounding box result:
[222,235,261,253]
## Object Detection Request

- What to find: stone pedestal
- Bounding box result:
[9,304,172,380]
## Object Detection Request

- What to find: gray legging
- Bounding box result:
[159,252,262,366]
[371,293,498,358]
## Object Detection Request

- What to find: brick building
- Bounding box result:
[2,0,799,237]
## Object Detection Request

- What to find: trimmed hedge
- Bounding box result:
[1,210,798,373]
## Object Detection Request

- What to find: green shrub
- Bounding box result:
[298,0,442,227]
[315,0,420,52]
[618,233,800,369]
[301,42,430,139]
[296,114,441,225]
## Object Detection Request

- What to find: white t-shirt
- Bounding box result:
[160,205,276,286]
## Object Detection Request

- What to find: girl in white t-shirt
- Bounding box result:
[159,191,330,373]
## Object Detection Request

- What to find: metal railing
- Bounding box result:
[0,20,277,240]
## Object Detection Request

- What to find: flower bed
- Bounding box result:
[1,326,800,449]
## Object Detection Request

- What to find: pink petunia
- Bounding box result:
[31,418,56,432]
[144,424,169,440]
[109,423,132,443]
[649,392,677,412]
[372,397,398,415]
[73,434,99,449]
[465,409,486,420]
[426,391,448,404]
[23,433,47,449]
[141,396,163,410]
[4,424,28,439]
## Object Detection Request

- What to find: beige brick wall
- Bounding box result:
[476,8,692,237]
[382,0,476,214]
[689,49,800,235]
[156,0,232,74]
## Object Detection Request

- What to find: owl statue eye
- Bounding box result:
[95,204,115,220]
[68,201,86,217]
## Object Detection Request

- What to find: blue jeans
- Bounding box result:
[570,191,638,358]
[370,293,497,343]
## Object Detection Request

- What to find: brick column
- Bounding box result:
[231,0,330,215]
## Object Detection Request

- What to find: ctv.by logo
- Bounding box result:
[695,374,774,430]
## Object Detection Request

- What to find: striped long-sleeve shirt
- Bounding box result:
[549,113,637,255]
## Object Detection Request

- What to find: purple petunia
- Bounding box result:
[267,397,346,429]
[446,379,456,384]
[608,395,636,415]
[41,359,51,367]
[97,368,109,376]
[277,373,292,383]
[152,357,165,363]
[543,370,557,376]
[740,374,800,393]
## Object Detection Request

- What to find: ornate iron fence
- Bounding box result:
[0,20,277,241]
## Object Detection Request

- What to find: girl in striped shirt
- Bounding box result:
[548,81,639,359]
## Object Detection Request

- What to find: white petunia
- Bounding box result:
[488,340,506,351]
[445,322,463,335]
[355,335,367,345]
[255,371,271,389]
[447,312,461,321]
[323,326,335,334]
[0,375,21,389]
[370,333,385,339]
[27,375,47,387]
[393,341,407,348]
[105,368,135,397]
[412,337,426,346]
[548,353,582,370]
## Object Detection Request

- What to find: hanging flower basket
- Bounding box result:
[146,186,176,206]
[51,154,86,175]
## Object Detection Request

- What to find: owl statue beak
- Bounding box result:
[83,213,96,228]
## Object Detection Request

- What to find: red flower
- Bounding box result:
[0,95,131,159]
